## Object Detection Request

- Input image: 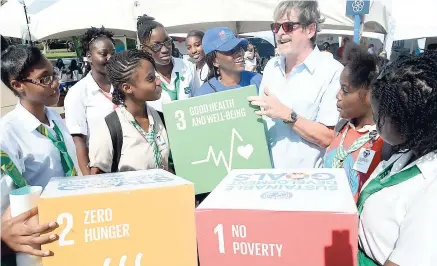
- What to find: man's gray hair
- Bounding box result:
[274,1,325,43]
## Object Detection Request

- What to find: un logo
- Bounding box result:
[261,191,293,199]
[352,0,365,12]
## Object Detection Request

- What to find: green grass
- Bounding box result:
[43,49,77,59]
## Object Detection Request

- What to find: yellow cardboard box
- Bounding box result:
[38,170,197,266]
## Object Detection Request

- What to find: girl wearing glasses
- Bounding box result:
[192,27,263,97]
[137,15,200,111]
[358,52,437,266]
[1,45,78,263]
[88,50,171,174]
[64,27,116,175]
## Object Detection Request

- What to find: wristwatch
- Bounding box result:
[284,110,298,125]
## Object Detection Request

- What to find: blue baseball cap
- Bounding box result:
[202,27,248,55]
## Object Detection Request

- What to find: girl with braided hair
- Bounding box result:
[358,51,437,266]
[64,26,115,175]
[88,50,171,174]
[137,15,200,111]
[323,44,385,202]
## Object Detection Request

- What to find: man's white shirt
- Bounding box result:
[260,47,343,168]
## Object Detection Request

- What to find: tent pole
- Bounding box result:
[353,15,361,44]
[23,3,32,45]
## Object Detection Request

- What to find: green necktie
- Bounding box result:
[0,150,28,188]
[332,127,374,168]
[36,121,77,176]
[160,72,180,101]
[129,120,163,169]
[357,160,421,266]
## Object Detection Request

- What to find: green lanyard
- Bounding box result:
[160,72,180,101]
[332,126,376,168]
[36,121,77,177]
[357,158,421,266]
[1,150,28,188]
[120,108,163,169]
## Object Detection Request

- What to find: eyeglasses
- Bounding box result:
[271,22,302,34]
[144,38,173,53]
[20,72,59,86]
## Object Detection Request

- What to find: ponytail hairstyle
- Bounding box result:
[106,49,156,106]
[137,14,163,46]
[81,26,114,57]
[342,43,378,91]
[204,51,219,91]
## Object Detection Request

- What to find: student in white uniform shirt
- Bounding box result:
[137,15,200,111]
[64,27,116,175]
[249,1,344,169]
[358,52,437,266]
[186,30,209,84]
[88,50,171,174]
[1,45,78,261]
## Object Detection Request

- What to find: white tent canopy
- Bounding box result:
[28,0,390,41]
[392,0,437,40]
[0,1,33,39]
[30,0,139,40]
[137,0,387,34]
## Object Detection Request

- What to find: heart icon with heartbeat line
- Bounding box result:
[237,144,254,159]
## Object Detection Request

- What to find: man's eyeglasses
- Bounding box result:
[271,22,302,34]
[144,38,173,53]
[20,71,59,86]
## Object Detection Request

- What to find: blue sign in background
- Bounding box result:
[346,0,370,16]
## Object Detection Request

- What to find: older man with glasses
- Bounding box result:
[249,0,344,168]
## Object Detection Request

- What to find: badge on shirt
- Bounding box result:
[353,148,376,174]
[155,133,167,151]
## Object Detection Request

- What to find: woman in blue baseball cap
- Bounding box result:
[192,27,262,97]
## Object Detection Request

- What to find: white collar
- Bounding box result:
[347,122,377,133]
[387,151,437,180]
[87,72,114,93]
[275,46,321,76]
[119,105,155,126]
[15,102,59,132]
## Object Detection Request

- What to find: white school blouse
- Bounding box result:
[147,57,200,112]
[64,73,115,144]
[0,103,78,215]
[359,151,437,265]
[88,106,170,172]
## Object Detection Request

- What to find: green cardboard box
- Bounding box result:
[163,85,272,194]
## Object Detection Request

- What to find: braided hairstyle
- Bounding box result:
[371,51,437,156]
[342,43,378,91]
[137,15,163,45]
[106,49,155,106]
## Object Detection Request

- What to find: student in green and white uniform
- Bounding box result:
[88,50,171,174]
[358,52,437,266]
[137,15,200,112]
[1,45,78,264]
